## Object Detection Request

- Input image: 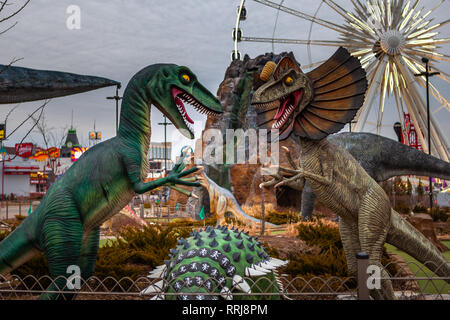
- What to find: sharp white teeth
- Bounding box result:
[220,287,233,300]
[259,261,277,270]
[245,267,268,277]
[141,280,166,295]
[232,275,251,293]
[147,268,165,279]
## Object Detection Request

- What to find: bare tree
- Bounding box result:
[29,111,67,183]
[0,0,31,34]
[0,100,48,162]
[30,112,67,151]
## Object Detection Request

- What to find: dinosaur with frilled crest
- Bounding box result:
[0,64,222,300]
[253,47,449,299]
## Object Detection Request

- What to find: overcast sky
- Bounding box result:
[1,0,448,160]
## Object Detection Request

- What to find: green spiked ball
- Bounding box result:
[141,225,289,300]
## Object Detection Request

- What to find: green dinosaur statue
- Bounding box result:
[253,47,449,299]
[141,225,288,300]
[0,64,222,299]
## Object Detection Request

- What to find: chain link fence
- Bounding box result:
[0,257,448,300]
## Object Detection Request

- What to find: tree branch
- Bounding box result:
[0,0,31,23]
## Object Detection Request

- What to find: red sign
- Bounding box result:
[15,143,34,158]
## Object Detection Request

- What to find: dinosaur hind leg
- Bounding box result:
[38,204,83,300]
[358,189,395,300]
[339,218,361,276]
[78,227,100,280]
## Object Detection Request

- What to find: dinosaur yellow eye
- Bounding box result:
[182,74,190,83]
[284,76,294,85]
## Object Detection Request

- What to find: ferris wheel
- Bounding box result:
[232,0,450,161]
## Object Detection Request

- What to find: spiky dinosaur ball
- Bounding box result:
[142,225,288,300]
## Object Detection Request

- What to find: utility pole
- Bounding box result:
[106,84,122,135]
[157,115,173,172]
[414,57,439,214]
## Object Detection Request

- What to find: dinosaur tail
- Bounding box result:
[0,208,41,275]
[386,209,449,282]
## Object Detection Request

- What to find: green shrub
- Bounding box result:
[430,207,448,222]
[95,224,191,281]
[265,210,299,225]
[273,219,399,283]
[296,219,342,251]
[394,203,411,215]
[413,204,428,213]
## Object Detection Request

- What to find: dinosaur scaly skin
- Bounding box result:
[253,48,449,299]
[0,64,222,300]
[142,225,288,300]
[197,171,280,229]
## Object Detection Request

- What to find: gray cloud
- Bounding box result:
[1,0,448,159]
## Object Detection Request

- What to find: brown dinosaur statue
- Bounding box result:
[197,170,280,230]
[253,47,449,299]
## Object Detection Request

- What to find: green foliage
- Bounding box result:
[406,179,413,196]
[296,219,342,251]
[416,181,424,197]
[0,222,196,281]
[429,207,449,222]
[394,203,411,215]
[265,210,299,225]
[95,224,191,280]
[274,219,398,285]
[413,204,428,213]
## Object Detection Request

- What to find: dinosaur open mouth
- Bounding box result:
[171,87,220,136]
[272,89,303,130]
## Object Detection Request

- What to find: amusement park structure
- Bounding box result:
[232,0,449,161]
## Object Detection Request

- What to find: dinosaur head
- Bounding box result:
[251,48,368,141]
[251,54,314,139]
[147,64,223,139]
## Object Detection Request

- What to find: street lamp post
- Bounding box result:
[158,115,173,172]
[106,84,122,135]
[414,57,439,214]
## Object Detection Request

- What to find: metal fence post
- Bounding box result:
[5,198,8,220]
[356,251,370,300]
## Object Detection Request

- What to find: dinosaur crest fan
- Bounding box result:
[252,47,368,141]
[295,47,368,140]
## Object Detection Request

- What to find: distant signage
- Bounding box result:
[71,147,88,162]
[89,131,102,140]
[29,147,60,161]
[0,124,5,140]
[15,143,34,158]
[30,172,48,184]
